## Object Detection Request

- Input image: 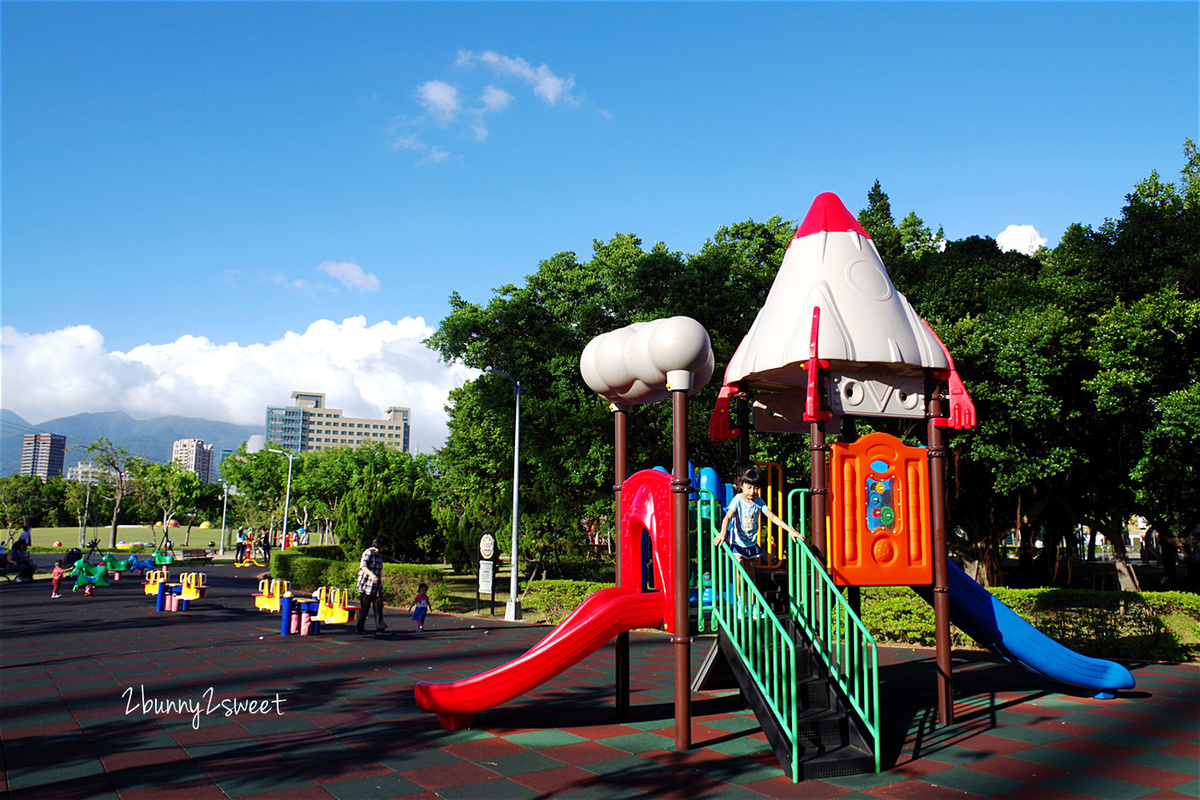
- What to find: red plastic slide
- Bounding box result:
[414,586,665,730]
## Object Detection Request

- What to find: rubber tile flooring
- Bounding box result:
[1,562,1197,799]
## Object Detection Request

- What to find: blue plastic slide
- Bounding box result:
[913,561,1135,694]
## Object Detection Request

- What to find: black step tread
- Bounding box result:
[712,628,875,782]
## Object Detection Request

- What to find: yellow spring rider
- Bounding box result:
[178,572,208,601]
[312,586,358,625]
[253,579,290,612]
[144,568,170,596]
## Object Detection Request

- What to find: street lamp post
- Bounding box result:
[267,448,296,552]
[486,367,523,622]
[219,481,230,556]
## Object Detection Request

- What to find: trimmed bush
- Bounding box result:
[270,549,447,609]
[861,585,1200,662]
[522,580,614,624]
[291,545,345,561]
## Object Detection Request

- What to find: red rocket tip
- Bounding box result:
[794,192,871,240]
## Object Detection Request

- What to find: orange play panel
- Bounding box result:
[828,432,932,587]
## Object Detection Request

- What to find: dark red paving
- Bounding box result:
[2,560,1197,799]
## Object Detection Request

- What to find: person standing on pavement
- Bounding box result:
[356,536,388,635]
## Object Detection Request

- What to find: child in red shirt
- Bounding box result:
[51,560,65,598]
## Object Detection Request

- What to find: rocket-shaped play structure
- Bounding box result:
[415,192,1133,783]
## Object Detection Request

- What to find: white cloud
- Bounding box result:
[462,50,578,106]
[317,261,381,292]
[387,130,453,164]
[392,51,583,163]
[480,85,514,113]
[996,224,1047,256]
[416,79,461,124]
[0,318,476,454]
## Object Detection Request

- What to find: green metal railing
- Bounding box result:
[691,489,880,777]
[708,533,802,781]
[783,490,881,773]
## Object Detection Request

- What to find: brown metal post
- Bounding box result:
[671,388,692,751]
[927,388,954,725]
[613,406,630,721]
[809,422,827,556]
[734,390,751,476]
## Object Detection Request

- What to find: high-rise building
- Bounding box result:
[20,433,66,481]
[265,391,411,454]
[172,439,214,483]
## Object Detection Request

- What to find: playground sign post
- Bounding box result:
[477,532,497,616]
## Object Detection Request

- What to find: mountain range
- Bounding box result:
[1,408,262,478]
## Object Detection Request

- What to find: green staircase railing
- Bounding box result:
[693,489,881,778]
[707,534,802,781]
[785,490,881,773]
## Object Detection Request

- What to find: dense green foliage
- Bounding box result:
[270,546,448,609]
[426,140,1199,592]
[875,144,1200,590]
[521,580,615,624]
[218,442,441,563]
[860,586,1200,662]
[425,218,814,573]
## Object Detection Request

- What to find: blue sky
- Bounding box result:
[2,1,1197,452]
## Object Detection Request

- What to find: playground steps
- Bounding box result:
[709,627,875,781]
[693,570,874,781]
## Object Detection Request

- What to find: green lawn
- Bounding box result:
[11,525,230,552]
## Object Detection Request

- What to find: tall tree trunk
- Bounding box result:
[108,503,121,549]
[1101,521,1141,592]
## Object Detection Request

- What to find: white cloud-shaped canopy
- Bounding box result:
[580,317,714,408]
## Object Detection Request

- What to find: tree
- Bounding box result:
[335,454,436,563]
[1086,287,1200,588]
[135,462,207,546]
[86,438,144,549]
[426,220,799,577]
[0,475,50,533]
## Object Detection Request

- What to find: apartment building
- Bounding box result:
[172,438,215,483]
[66,461,113,485]
[265,392,411,454]
[20,433,66,481]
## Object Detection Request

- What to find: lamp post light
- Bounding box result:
[266,447,296,552]
[486,366,524,622]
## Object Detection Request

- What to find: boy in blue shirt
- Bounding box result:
[715,467,801,588]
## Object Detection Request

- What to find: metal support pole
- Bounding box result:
[670,387,691,752]
[733,390,751,476]
[809,422,828,557]
[928,388,954,725]
[506,382,523,621]
[613,406,630,721]
[219,483,229,556]
[267,448,295,554]
[486,367,524,622]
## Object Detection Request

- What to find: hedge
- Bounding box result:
[860,586,1200,662]
[523,581,1199,661]
[269,546,448,610]
[522,580,614,624]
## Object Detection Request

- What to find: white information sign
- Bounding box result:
[479,560,494,594]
